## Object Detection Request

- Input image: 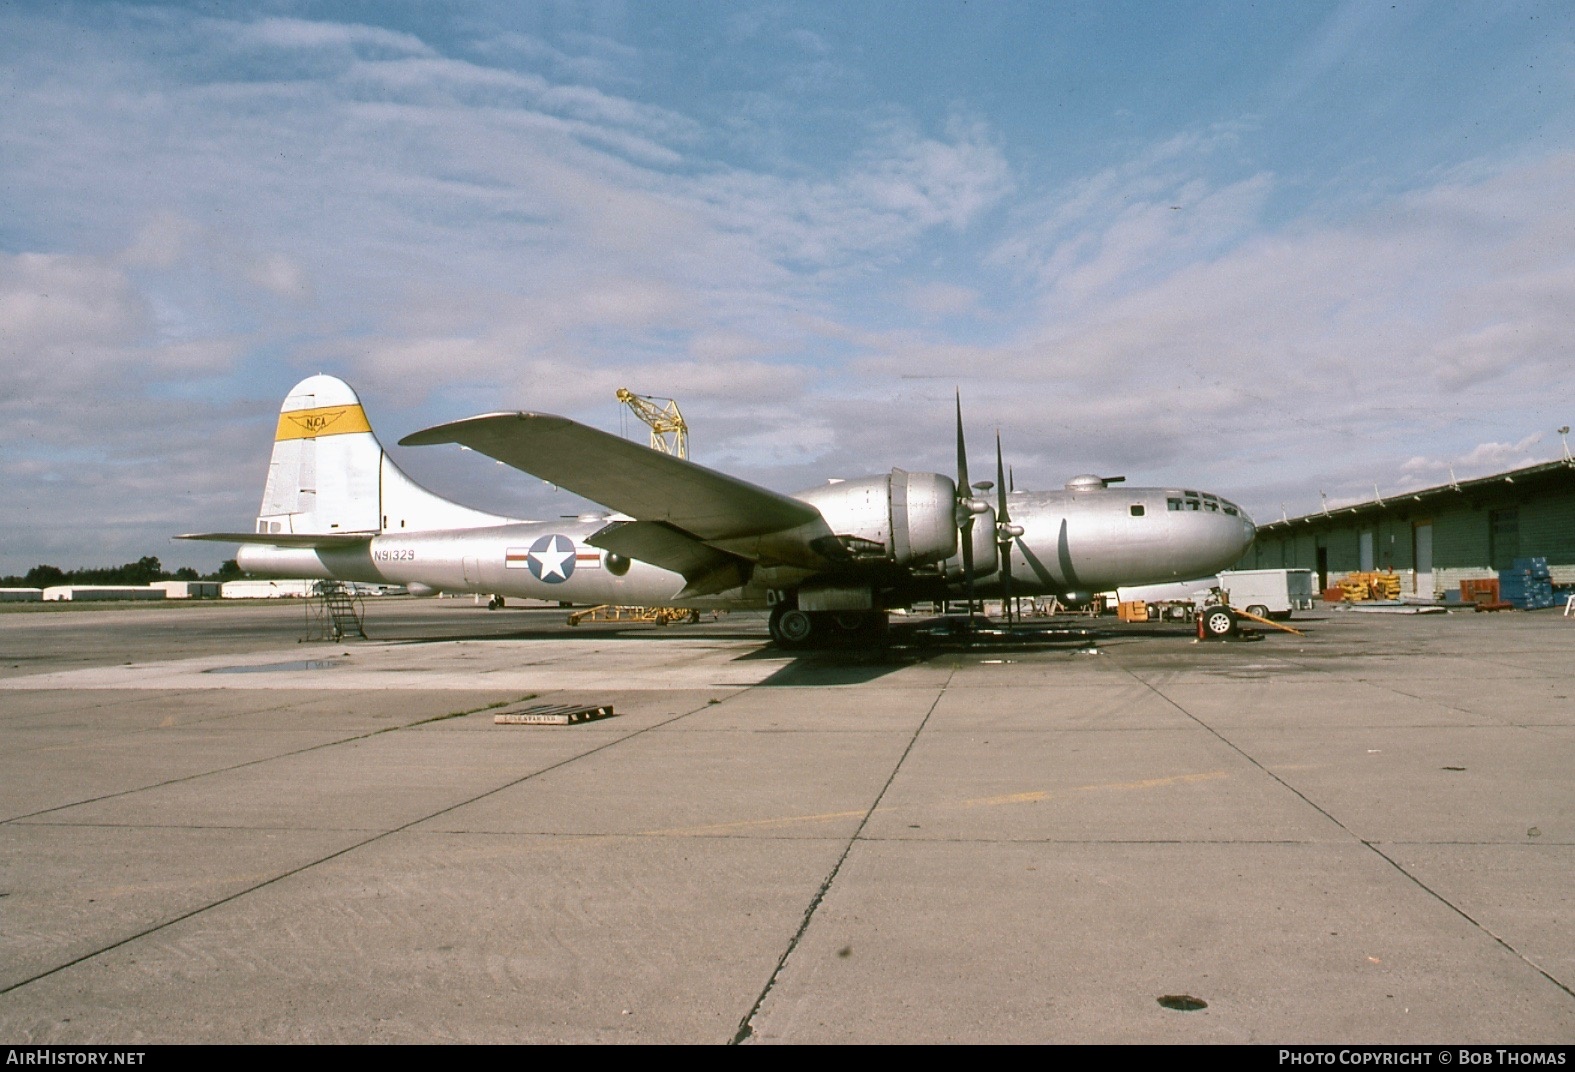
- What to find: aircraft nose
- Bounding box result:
[1239,513,1257,553]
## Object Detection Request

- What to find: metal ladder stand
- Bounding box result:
[307,581,367,641]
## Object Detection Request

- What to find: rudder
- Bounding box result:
[258,376,381,535]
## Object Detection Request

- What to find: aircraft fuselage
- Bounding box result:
[239,481,1254,608]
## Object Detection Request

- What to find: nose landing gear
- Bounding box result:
[1197,605,1237,640]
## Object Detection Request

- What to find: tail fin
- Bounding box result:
[255,375,511,536]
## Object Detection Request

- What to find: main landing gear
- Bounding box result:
[768,605,888,650]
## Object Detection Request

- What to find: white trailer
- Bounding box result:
[42,586,166,602]
[1217,569,1316,620]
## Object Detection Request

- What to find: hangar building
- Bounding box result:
[1237,458,1575,599]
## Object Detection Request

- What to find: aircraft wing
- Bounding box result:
[176,532,375,547]
[400,412,836,569]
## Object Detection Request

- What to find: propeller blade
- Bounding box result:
[955,391,970,497]
[996,431,1012,623]
[956,391,974,618]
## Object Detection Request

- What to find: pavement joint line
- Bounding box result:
[0,692,360,760]
[730,667,956,1045]
[1113,657,1575,1005]
[17,822,1566,847]
[0,695,530,826]
[0,692,724,997]
[1359,840,1575,1002]
[1353,678,1529,727]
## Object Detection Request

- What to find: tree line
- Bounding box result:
[1,557,245,589]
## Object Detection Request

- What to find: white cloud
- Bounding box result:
[233,17,434,57]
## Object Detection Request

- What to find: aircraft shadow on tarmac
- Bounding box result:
[726,618,1117,686]
[384,613,1204,688]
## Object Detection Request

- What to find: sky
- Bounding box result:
[2,1,1573,574]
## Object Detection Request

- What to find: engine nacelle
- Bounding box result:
[796,468,957,566]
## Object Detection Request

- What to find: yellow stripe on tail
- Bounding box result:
[274,405,373,441]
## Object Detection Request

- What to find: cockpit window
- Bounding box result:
[1130,504,1145,517]
[1222,505,1239,516]
[1167,498,1182,511]
[1203,500,1219,512]
[1185,499,1200,511]
[1183,490,1200,498]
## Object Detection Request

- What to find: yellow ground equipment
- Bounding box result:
[567,605,703,627]
[1231,605,1306,636]
[1338,571,1401,601]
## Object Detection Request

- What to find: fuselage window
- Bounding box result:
[1130,504,1146,517]
[1167,498,1183,511]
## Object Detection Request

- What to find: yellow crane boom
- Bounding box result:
[616,388,688,459]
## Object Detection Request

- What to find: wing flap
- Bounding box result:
[399,413,826,545]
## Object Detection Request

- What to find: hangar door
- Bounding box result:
[1413,522,1433,596]
[1490,508,1519,571]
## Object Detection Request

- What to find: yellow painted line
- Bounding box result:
[965,790,1051,807]
[1100,770,1229,792]
[274,404,372,441]
[637,809,865,838]
[464,772,1235,845]
[963,770,1229,808]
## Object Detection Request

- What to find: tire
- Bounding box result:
[770,606,815,648]
[830,611,889,642]
[1200,606,1236,639]
[1245,604,1270,620]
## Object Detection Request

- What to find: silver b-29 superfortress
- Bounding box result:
[183,375,1254,647]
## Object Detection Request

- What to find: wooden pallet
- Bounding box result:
[494,703,616,726]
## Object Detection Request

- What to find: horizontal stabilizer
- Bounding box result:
[176,532,375,548]
[400,412,824,544]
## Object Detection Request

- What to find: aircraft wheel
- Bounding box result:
[1200,606,1236,639]
[770,606,815,648]
[839,611,888,641]
[1245,604,1270,620]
